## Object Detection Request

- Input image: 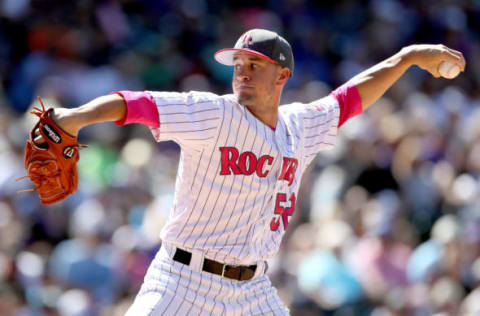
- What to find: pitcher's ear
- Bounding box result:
[277,67,290,84]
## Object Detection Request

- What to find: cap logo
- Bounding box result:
[241,34,253,46]
[279,53,286,61]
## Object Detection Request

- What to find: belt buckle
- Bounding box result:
[222,264,239,279]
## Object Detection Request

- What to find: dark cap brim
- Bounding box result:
[214,48,278,66]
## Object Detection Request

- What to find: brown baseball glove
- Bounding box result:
[18,97,86,205]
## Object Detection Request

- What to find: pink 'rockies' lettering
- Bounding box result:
[278,157,298,186]
[257,155,274,177]
[220,147,241,175]
[238,151,257,175]
[219,147,273,177]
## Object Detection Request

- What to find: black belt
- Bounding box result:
[172,248,257,281]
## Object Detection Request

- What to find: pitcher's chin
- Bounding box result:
[236,92,256,106]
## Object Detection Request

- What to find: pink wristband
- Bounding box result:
[112,91,160,128]
[330,82,363,128]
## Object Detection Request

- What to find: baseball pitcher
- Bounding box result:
[24,29,465,315]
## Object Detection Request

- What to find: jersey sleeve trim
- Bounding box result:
[330,82,363,128]
[112,91,160,128]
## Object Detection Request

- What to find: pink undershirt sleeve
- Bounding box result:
[112,91,160,128]
[329,82,363,128]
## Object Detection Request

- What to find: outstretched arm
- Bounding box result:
[350,44,466,111]
[33,94,127,143]
[51,94,126,135]
[34,91,163,145]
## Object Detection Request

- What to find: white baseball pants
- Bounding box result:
[125,242,289,315]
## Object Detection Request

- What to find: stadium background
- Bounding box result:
[1,0,480,315]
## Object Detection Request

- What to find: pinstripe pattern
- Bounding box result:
[148,92,340,265]
[218,109,259,263]
[172,102,227,241]
[237,125,276,261]
[200,106,245,253]
[127,91,340,315]
[126,244,290,315]
[189,104,249,250]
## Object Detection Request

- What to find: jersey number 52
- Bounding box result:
[270,193,296,231]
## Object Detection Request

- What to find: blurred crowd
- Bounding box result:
[1,0,480,315]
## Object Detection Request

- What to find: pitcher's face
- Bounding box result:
[232,52,279,107]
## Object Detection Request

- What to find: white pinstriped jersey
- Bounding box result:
[148,91,339,265]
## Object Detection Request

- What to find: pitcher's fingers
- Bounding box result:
[34,134,45,144]
[453,52,466,71]
[441,50,466,71]
[445,48,466,71]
